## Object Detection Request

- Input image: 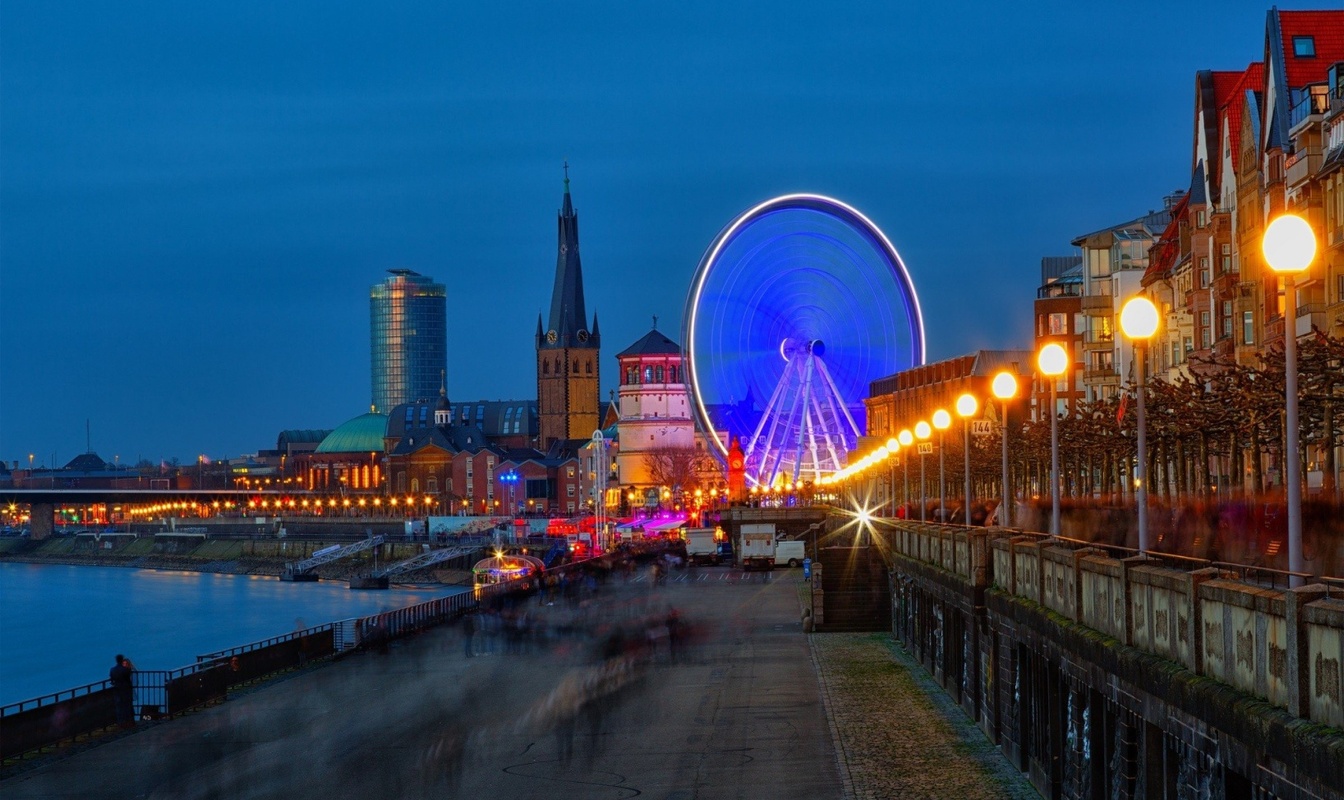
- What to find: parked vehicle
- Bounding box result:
[774,540,804,568]
[684,528,720,565]
[739,523,776,571]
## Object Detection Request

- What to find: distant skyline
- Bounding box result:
[0,1,1311,464]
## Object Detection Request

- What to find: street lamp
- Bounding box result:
[898,428,914,514]
[1263,213,1317,587]
[932,409,951,522]
[991,371,1017,527]
[1120,295,1160,554]
[956,393,978,525]
[885,437,899,514]
[915,420,932,522]
[1038,343,1069,537]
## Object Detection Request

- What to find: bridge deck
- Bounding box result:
[1,570,1034,799]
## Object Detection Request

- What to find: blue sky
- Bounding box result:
[0,1,1305,465]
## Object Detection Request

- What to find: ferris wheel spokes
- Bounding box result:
[746,339,860,488]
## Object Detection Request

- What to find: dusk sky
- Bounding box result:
[0,1,1310,466]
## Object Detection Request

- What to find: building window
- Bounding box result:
[1220,244,1232,274]
[567,466,575,478]
[567,485,575,497]
[655,365,664,382]
[1183,336,1193,353]
[643,366,654,383]
[626,367,637,385]
[1047,312,1067,335]
[1200,311,1211,348]
[427,475,438,493]
[1293,36,1315,58]
[1199,258,1210,288]
[1338,274,1344,303]
[1242,311,1254,345]
[411,478,420,494]
[1196,210,1207,228]
[1222,301,1232,338]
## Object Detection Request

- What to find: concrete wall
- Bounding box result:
[876,518,1344,800]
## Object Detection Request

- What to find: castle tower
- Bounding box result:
[537,165,601,448]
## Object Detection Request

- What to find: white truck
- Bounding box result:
[739,523,776,571]
[684,528,720,565]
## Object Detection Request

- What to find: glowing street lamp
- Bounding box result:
[932,409,951,522]
[1038,343,1068,537]
[991,372,1016,527]
[915,420,932,522]
[1120,295,1160,554]
[898,428,914,513]
[1263,213,1316,587]
[956,393,978,525]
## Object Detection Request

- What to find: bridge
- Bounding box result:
[280,536,386,581]
[349,542,485,589]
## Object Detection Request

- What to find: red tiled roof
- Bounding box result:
[1220,62,1263,176]
[1143,194,1189,286]
[1277,10,1344,88]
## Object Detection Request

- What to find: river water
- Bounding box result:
[0,562,468,706]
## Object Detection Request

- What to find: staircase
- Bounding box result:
[815,546,891,632]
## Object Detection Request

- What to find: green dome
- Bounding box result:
[315,412,388,454]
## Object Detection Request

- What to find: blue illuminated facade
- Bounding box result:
[370,269,447,414]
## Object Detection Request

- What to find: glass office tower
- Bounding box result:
[370,269,447,413]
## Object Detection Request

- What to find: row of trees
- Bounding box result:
[995,331,1343,504]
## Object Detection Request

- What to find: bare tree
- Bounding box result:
[642,446,717,493]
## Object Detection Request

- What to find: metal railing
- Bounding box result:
[1,554,610,764]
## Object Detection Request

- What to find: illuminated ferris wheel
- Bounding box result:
[682,194,925,488]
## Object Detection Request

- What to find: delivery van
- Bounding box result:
[774,540,805,568]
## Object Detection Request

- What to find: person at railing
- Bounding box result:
[109,654,135,728]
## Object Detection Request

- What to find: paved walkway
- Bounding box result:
[811,633,1037,799]
[3,569,1036,799]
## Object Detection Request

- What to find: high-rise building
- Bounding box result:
[370,269,447,414]
[537,168,601,448]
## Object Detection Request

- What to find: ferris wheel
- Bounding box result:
[682,194,925,488]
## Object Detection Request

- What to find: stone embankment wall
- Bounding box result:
[881,519,1344,800]
[0,536,471,584]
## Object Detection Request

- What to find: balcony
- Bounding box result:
[1083,368,1119,385]
[1081,294,1113,314]
[1285,142,1322,189]
[1289,84,1328,134]
[1296,303,1329,338]
[1083,330,1114,351]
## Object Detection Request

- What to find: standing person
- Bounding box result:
[109,654,135,728]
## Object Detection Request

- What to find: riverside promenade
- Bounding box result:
[2,571,1036,799]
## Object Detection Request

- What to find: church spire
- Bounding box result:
[545,163,591,347]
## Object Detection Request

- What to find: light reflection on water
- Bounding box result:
[0,562,467,705]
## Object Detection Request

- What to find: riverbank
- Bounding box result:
[0,537,473,585]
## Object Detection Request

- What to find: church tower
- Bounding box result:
[537,165,601,448]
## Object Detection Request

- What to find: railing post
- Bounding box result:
[1285,584,1327,719]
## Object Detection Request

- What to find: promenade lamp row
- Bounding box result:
[828,213,1317,588]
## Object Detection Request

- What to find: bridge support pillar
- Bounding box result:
[30,503,53,540]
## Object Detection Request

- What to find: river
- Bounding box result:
[0,562,468,706]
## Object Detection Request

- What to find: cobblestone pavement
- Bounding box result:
[810,633,1039,800]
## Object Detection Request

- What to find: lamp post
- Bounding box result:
[1263,213,1316,587]
[956,393,977,525]
[915,420,932,522]
[885,437,899,514]
[898,428,914,516]
[1120,296,1160,554]
[932,410,951,522]
[991,372,1017,527]
[1038,343,1068,538]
